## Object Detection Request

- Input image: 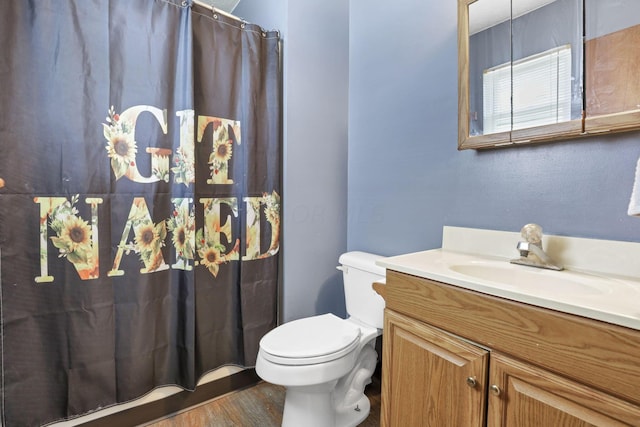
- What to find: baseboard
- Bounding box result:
[76,369,261,427]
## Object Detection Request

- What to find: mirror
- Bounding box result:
[459,0,585,149]
[584,0,640,134]
[510,0,583,142]
[460,0,640,149]
[465,0,511,145]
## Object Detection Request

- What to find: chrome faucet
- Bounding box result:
[510,224,563,271]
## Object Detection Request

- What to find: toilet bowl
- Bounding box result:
[256,251,386,427]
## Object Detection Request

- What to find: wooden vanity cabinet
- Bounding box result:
[380,270,640,427]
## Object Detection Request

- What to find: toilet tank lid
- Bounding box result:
[339,251,386,276]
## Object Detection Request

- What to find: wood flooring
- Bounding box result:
[146,379,381,427]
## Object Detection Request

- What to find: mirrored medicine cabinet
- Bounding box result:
[458,0,640,150]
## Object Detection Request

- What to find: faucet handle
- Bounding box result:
[520,223,543,245]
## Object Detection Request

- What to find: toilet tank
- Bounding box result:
[338,251,386,329]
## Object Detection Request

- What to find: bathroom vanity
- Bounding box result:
[376,227,640,426]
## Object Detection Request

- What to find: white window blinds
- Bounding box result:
[483,45,572,133]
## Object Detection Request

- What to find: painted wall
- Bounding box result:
[237,0,640,322]
[235,0,350,321]
[348,0,640,257]
[586,0,640,39]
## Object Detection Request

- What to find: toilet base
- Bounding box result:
[282,383,371,427]
[336,393,370,427]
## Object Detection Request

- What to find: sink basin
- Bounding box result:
[448,262,610,296]
[376,243,640,331]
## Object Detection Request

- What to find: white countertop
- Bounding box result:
[377,248,640,331]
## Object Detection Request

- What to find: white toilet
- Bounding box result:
[255,251,386,427]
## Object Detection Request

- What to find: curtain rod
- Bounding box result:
[191,0,245,23]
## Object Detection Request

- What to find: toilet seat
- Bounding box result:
[259,313,362,366]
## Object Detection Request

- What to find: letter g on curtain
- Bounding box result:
[0,1,281,425]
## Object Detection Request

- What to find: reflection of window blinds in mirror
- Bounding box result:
[483,45,572,133]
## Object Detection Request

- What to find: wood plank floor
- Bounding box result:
[146,379,381,427]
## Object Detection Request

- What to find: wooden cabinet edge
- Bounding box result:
[372,281,386,301]
[585,110,640,135]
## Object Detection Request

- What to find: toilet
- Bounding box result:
[255,251,386,427]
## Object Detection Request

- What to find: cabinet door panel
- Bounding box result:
[488,352,640,427]
[382,309,488,427]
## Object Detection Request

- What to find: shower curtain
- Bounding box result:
[0,1,281,426]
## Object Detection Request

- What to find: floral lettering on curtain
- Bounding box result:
[0,1,281,426]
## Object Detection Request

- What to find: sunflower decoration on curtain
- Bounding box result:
[48,195,100,279]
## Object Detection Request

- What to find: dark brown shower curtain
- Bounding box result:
[0,1,281,425]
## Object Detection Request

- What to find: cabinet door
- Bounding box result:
[381,309,488,427]
[488,352,640,427]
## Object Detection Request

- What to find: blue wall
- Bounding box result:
[348,0,640,257]
[236,0,640,321]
